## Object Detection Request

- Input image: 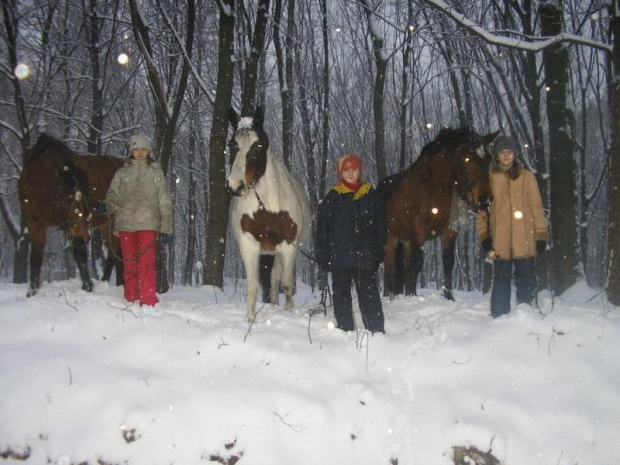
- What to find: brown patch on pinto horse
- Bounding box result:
[240,209,298,251]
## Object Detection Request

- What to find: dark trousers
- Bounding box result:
[490,257,537,318]
[331,267,385,333]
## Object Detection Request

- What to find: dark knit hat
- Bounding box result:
[492,135,518,157]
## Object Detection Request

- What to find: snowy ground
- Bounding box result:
[0,278,618,465]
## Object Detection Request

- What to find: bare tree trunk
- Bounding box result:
[1,0,40,283]
[129,0,196,291]
[183,95,199,286]
[399,0,414,172]
[436,20,466,127]
[540,2,580,295]
[319,0,330,199]
[85,0,104,156]
[361,0,388,181]
[607,3,620,305]
[203,0,235,288]
[241,0,271,114]
[274,0,295,169]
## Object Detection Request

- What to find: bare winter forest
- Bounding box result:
[1,0,620,304]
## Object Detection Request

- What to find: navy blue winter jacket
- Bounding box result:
[316,182,387,270]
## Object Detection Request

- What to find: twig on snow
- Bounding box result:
[243,302,265,343]
[61,287,78,312]
[274,412,304,432]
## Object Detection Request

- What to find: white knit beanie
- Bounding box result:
[130,133,151,152]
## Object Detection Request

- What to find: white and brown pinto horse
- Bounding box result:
[226,106,311,321]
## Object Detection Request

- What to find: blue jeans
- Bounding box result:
[490,257,537,318]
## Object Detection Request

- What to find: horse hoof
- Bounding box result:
[26,288,37,297]
[443,289,455,301]
[82,281,94,292]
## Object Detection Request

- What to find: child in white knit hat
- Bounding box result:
[101,133,173,306]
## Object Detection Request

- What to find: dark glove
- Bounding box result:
[481,238,493,252]
[536,240,547,254]
[318,261,329,272]
[161,234,173,245]
[93,201,107,215]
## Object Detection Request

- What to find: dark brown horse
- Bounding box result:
[18,133,124,296]
[377,127,498,300]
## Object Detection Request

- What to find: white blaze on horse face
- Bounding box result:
[228,125,260,197]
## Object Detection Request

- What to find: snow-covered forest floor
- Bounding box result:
[1,279,618,465]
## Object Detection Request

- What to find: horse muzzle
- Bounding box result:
[225,179,247,198]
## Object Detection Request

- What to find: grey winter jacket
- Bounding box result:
[105,158,173,236]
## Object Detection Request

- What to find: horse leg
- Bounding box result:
[240,239,260,321]
[26,225,46,297]
[407,243,423,297]
[280,247,296,311]
[384,235,398,300]
[112,236,124,286]
[270,254,282,307]
[259,255,274,303]
[441,230,458,301]
[102,252,115,282]
[72,237,94,292]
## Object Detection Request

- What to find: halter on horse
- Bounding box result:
[226,106,311,321]
[377,127,498,300]
[18,134,123,296]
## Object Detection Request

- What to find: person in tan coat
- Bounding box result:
[476,135,549,317]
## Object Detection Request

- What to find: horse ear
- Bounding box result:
[483,130,501,146]
[229,108,240,130]
[253,106,264,129]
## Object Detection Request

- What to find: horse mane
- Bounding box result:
[418,126,475,160]
[26,133,73,163]
[26,133,89,193]
[378,126,478,200]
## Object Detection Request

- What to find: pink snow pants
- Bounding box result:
[119,230,158,306]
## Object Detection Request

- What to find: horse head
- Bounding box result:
[450,128,498,213]
[56,162,91,241]
[226,106,270,198]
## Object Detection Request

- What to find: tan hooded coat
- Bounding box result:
[476,164,549,260]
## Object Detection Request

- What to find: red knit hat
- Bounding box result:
[338,153,363,174]
[337,153,363,191]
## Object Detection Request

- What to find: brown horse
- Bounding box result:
[377,127,498,300]
[18,133,124,296]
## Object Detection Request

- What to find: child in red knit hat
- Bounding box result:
[316,153,387,333]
